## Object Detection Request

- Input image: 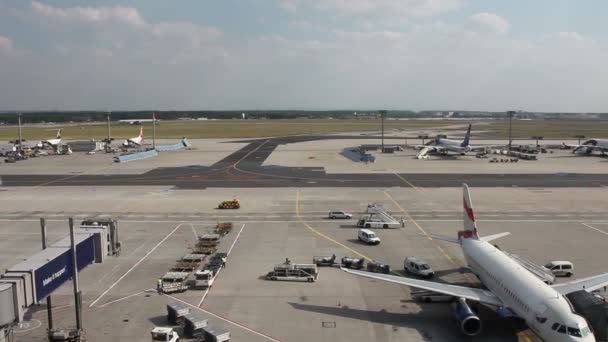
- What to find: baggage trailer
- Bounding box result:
[183,313,208,338]
[266,262,318,282]
[341,257,365,270]
[192,246,217,255]
[161,272,189,293]
[313,254,336,266]
[197,234,221,247]
[166,302,190,325]
[202,325,230,342]
[215,222,233,236]
[366,260,390,274]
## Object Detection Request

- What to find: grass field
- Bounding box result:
[0,119,604,140]
[0,119,462,140]
[483,120,608,139]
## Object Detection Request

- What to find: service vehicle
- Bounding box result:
[194,269,214,289]
[151,327,179,342]
[160,272,189,293]
[357,229,381,245]
[266,262,318,282]
[404,257,434,278]
[313,254,336,266]
[341,257,365,270]
[328,211,352,219]
[218,198,240,209]
[544,261,574,277]
[366,260,390,274]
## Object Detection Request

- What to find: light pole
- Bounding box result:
[507,110,515,151]
[106,111,112,152]
[418,134,429,145]
[575,135,585,145]
[152,112,157,150]
[17,112,23,153]
[379,110,387,151]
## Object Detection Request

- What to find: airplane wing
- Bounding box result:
[552,272,608,294]
[342,268,503,307]
[480,232,511,242]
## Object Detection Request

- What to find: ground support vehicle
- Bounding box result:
[313,254,336,266]
[341,257,365,270]
[218,199,240,209]
[366,260,390,274]
[266,262,318,282]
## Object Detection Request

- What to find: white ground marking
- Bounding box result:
[89,223,184,307]
[581,223,608,236]
[197,223,246,307]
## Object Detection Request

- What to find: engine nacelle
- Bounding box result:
[451,298,482,336]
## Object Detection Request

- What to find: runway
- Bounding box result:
[2,135,608,188]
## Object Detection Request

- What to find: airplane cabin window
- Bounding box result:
[558,325,567,334]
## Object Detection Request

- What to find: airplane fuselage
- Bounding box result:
[462,239,593,341]
[436,138,470,153]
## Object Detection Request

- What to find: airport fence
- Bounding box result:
[114,149,158,163]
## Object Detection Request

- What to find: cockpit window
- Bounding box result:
[551,323,559,331]
[567,327,582,337]
[420,264,430,270]
[557,325,566,334]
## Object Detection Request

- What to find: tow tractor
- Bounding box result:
[151,327,179,342]
[194,269,214,289]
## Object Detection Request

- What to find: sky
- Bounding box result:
[0,0,607,111]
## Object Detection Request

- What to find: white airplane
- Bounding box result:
[415,124,476,159]
[123,127,144,147]
[343,184,607,341]
[39,129,62,147]
[564,139,608,155]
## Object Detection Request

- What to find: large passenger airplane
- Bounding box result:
[415,124,483,159]
[565,139,608,155]
[123,127,144,147]
[343,184,608,341]
[39,129,62,147]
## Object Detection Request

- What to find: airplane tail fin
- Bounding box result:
[139,127,144,138]
[460,183,479,240]
[460,124,472,147]
[56,129,62,139]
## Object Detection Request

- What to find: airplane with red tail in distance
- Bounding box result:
[38,128,62,147]
[123,127,144,147]
[343,183,607,341]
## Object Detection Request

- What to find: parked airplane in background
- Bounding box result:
[344,183,606,341]
[415,124,481,159]
[564,139,608,155]
[123,127,144,147]
[38,129,62,147]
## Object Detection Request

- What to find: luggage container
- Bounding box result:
[183,313,208,338]
[166,302,190,325]
[202,325,230,342]
[313,254,336,266]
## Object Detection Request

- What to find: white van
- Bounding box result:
[543,261,574,277]
[404,257,435,278]
[358,229,381,245]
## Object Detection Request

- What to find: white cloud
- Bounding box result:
[555,31,584,41]
[31,1,145,26]
[469,12,510,34]
[280,0,298,12]
[0,35,13,52]
[283,0,463,17]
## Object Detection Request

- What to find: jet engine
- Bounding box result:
[451,298,482,336]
